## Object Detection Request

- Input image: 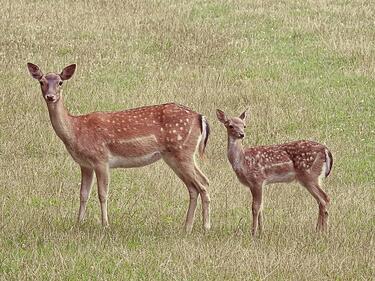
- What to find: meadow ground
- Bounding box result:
[0,0,374,280]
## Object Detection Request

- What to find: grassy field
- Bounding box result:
[1,0,374,280]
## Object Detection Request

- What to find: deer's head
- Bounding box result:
[216,109,248,139]
[27,63,76,104]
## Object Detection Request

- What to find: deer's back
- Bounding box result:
[281,140,327,171]
[242,140,327,185]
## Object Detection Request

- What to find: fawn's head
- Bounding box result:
[216,109,248,139]
[27,63,76,104]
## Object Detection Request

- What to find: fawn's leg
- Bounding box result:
[250,186,263,236]
[299,179,330,231]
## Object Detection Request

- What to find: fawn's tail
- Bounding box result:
[324,148,333,177]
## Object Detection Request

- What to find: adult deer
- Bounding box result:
[27,63,211,233]
[216,109,333,236]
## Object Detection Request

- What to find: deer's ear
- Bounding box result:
[60,64,76,80]
[216,109,228,124]
[27,63,43,80]
[239,108,248,120]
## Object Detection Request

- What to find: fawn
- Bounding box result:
[27,63,211,233]
[216,109,333,236]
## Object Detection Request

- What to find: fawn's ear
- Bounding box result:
[216,109,228,124]
[60,64,76,80]
[239,108,248,120]
[27,63,43,80]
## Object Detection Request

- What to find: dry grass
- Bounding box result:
[0,0,374,280]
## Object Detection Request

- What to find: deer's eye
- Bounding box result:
[59,81,63,86]
[244,125,247,128]
[229,125,234,129]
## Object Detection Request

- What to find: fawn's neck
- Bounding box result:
[46,98,75,145]
[227,137,245,172]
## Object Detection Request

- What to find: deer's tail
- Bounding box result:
[198,115,210,158]
[324,148,333,177]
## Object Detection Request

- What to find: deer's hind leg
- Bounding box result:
[298,174,330,232]
[162,152,210,233]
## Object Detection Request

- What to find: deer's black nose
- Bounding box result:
[239,133,245,139]
[46,95,55,102]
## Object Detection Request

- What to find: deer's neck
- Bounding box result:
[47,98,75,145]
[227,137,245,173]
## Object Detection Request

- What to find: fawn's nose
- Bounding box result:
[45,95,55,102]
[239,133,245,139]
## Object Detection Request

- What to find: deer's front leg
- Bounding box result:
[250,186,263,237]
[78,166,94,223]
[95,164,110,227]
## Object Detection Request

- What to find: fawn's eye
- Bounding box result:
[244,125,247,128]
[59,81,63,86]
[229,125,234,129]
